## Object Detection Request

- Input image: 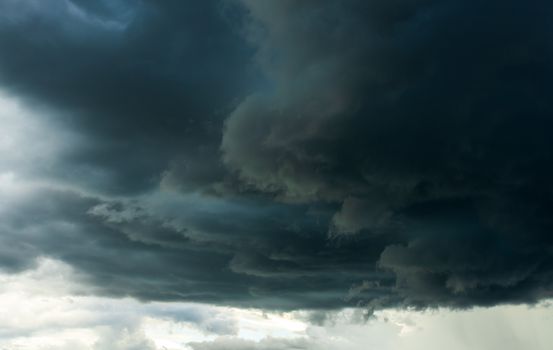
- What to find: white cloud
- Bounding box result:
[1,258,551,350]
[0,259,305,350]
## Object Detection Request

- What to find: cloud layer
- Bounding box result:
[0,0,552,312]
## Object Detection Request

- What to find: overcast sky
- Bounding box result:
[0,0,552,349]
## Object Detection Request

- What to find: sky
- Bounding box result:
[0,0,552,349]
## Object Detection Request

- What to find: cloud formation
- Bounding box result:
[221,0,553,307]
[0,0,552,313]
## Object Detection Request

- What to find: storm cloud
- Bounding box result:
[0,0,552,313]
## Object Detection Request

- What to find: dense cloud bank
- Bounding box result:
[0,0,552,310]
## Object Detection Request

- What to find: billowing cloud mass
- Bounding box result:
[0,0,553,324]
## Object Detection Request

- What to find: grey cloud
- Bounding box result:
[189,337,327,350]
[0,185,395,310]
[378,199,553,308]
[223,0,553,204]
[92,327,157,350]
[0,0,254,194]
[330,197,396,235]
[0,0,553,313]
[220,0,553,308]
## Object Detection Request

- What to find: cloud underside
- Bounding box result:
[0,0,552,311]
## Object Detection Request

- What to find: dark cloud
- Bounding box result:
[0,0,552,312]
[0,0,255,194]
[0,185,396,309]
[220,0,553,308]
